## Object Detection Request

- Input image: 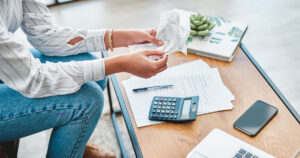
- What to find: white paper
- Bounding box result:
[129,9,191,55]
[132,60,234,101]
[122,60,235,127]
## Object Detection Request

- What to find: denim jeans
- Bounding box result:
[0,49,107,158]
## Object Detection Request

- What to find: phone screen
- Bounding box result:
[234,100,278,136]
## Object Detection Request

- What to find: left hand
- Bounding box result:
[112,29,164,48]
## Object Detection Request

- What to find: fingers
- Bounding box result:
[144,30,163,46]
[143,50,166,56]
[153,54,168,69]
[144,57,168,78]
[146,35,163,46]
[149,56,168,77]
[157,64,167,73]
[147,29,157,37]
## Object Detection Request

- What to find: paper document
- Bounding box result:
[129,9,191,55]
[122,60,235,127]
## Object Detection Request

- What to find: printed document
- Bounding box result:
[122,60,235,127]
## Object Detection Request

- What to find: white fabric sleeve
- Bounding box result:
[21,0,107,56]
[0,21,105,98]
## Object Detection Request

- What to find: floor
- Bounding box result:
[14,0,300,157]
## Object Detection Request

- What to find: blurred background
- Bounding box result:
[14,0,300,157]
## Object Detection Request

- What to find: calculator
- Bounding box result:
[148,96,199,122]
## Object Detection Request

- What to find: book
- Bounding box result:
[187,16,248,61]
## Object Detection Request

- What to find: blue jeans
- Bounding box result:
[0,49,107,158]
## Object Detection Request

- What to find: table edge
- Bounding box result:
[240,43,300,124]
[102,51,144,158]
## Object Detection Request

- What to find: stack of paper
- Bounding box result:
[122,60,235,127]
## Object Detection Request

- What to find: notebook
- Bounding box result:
[187,16,248,61]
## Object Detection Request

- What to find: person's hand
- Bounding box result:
[108,29,164,48]
[122,50,168,78]
[104,50,168,78]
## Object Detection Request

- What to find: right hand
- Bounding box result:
[122,50,168,78]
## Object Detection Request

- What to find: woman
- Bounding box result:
[0,0,168,157]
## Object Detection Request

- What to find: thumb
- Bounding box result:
[143,50,165,56]
[153,54,168,68]
[145,34,164,46]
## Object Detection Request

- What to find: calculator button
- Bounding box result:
[161,106,165,109]
[161,109,166,113]
[168,98,172,101]
[171,110,174,114]
[172,107,175,110]
[163,102,167,105]
[244,152,253,158]
[166,106,170,109]
[155,97,159,101]
[169,115,173,119]
[158,105,162,108]
[172,98,176,102]
[175,111,178,114]
[152,109,156,112]
[157,109,161,113]
[166,110,170,113]
[174,115,177,119]
[160,114,164,118]
[172,103,176,106]
[235,153,243,158]
[153,105,157,109]
[154,101,158,105]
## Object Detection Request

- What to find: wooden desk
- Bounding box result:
[107,44,300,158]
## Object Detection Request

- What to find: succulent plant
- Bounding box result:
[190,14,215,37]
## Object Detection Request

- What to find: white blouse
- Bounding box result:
[0,0,107,98]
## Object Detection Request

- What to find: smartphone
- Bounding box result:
[234,100,278,137]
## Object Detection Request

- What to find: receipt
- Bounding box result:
[129,9,191,55]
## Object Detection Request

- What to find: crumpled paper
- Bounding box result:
[129,9,191,55]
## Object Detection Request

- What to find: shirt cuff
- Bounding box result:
[85,29,107,52]
[82,59,105,83]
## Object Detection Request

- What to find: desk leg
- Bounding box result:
[107,77,128,158]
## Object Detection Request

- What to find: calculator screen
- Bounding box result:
[181,99,191,119]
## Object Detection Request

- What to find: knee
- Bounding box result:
[96,77,108,90]
[79,82,105,116]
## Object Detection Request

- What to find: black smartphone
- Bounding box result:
[233,100,278,137]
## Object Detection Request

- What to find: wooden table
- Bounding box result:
[106,44,300,158]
